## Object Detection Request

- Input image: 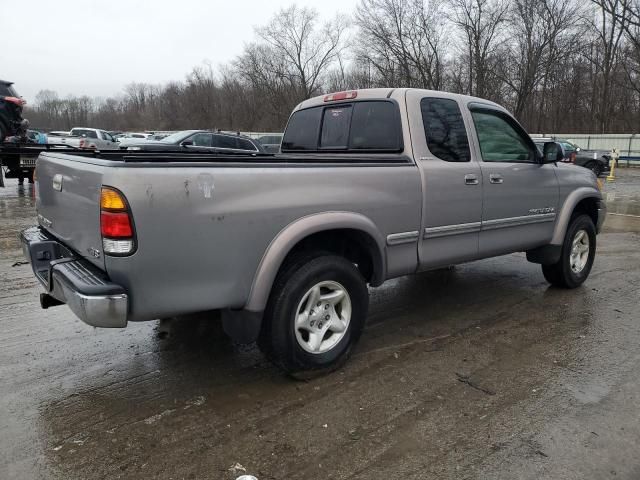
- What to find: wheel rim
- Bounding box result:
[570,229,590,274]
[294,280,352,355]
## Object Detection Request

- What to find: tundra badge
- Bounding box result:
[528,207,555,214]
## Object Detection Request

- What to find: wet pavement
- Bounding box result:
[1,170,640,480]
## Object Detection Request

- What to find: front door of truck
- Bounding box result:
[467,106,559,257]
[406,91,484,270]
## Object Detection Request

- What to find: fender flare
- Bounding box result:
[551,187,602,245]
[244,211,387,312]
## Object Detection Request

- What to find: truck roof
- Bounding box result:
[296,88,505,112]
[0,79,14,86]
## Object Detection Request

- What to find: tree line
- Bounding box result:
[25,0,640,134]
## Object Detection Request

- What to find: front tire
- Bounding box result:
[258,253,369,378]
[542,214,596,288]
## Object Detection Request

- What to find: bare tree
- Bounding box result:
[23,1,640,135]
[448,0,510,99]
[499,0,583,121]
[584,1,629,132]
[255,5,347,99]
[354,0,445,89]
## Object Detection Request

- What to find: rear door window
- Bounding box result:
[212,135,238,149]
[282,101,402,152]
[420,98,470,162]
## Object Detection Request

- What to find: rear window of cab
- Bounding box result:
[281,100,403,153]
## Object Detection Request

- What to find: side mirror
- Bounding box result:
[542,142,565,164]
[181,140,193,147]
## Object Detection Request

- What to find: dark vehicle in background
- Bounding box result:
[146,133,170,141]
[255,133,283,153]
[123,130,266,154]
[0,80,29,143]
[533,137,610,177]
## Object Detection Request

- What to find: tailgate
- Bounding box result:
[35,152,105,270]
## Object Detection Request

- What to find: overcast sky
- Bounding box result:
[0,0,358,102]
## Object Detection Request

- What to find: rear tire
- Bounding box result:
[258,252,369,379]
[542,214,596,288]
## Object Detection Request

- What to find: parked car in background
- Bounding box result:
[0,79,29,143]
[123,130,265,154]
[532,137,610,177]
[146,133,170,141]
[117,132,154,142]
[255,133,283,153]
[51,128,119,149]
[22,88,605,376]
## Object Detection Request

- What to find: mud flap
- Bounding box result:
[526,245,562,265]
[221,309,263,343]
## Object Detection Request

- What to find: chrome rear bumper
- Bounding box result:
[20,226,128,328]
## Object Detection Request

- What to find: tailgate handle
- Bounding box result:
[52,174,63,191]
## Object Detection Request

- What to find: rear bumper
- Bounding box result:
[20,226,128,328]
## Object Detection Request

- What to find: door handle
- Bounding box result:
[464,174,479,185]
[489,174,504,184]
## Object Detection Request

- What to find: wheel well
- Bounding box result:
[573,197,599,227]
[283,229,383,285]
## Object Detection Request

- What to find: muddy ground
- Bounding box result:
[1,170,639,480]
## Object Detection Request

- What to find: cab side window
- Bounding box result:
[471,110,534,163]
[420,97,470,162]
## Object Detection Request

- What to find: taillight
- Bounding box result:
[570,152,577,164]
[101,212,133,237]
[100,187,135,255]
[79,139,85,149]
[2,96,26,106]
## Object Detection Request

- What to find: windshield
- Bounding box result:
[160,131,198,143]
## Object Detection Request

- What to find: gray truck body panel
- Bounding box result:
[27,88,605,327]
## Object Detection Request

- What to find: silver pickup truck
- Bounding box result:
[21,88,606,376]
